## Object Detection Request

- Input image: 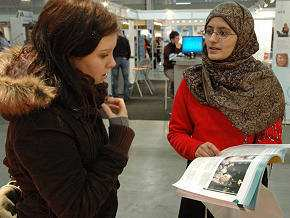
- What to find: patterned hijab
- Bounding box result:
[184,2,285,135]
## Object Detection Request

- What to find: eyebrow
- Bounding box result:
[207,25,232,31]
[99,49,113,52]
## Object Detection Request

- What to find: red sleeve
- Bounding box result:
[167,80,205,160]
[255,119,283,144]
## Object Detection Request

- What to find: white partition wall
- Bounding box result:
[254,19,273,61]
[272,0,290,124]
[128,20,136,84]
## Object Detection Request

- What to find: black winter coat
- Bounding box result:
[0,47,135,218]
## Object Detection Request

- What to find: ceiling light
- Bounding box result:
[176,2,191,5]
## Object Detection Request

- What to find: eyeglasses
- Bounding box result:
[202,28,236,40]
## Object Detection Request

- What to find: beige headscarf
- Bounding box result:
[184,2,285,135]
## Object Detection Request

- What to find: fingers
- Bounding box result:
[102,97,128,118]
[101,103,116,119]
[210,143,221,156]
[195,142,221,158]
[106,97,128,117]
[106,103,120,114]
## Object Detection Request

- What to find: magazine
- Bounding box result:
[173,144,290,210]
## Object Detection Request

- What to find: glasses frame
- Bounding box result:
[201,29,236,40]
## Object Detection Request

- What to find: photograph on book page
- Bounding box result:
[205,155,257,195]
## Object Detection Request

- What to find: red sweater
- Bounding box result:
[168,80,283,160]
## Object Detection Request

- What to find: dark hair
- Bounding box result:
[31,0,118,107]
[169,31,179,40]
[0,30,4,37]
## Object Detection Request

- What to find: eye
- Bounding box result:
[205,27,214,35]
[99,54,109,58]
[218,30,228,37]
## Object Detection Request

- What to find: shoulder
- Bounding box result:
[10,105,78,160]
[14,105,73,138]
[183,64,202,80]
[177,80,192,99]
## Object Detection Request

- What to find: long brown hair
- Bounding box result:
[31,0,118,107]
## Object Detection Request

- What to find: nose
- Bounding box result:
[108,55,116,69]
[208,32,219,42]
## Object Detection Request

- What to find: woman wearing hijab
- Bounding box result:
[167,2,285,218]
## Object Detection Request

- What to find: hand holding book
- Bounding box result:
[195,142,221,157]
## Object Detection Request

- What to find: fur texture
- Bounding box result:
[0,47,57,119]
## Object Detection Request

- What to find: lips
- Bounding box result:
[207,46,221,54]
[208,46,221,50]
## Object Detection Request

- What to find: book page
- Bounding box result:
[173,156,244,203]
[173,155,268,206]
[221,144,287,163]
[173,144,289,208]
[204,155,257,195]
[174,157,223,190]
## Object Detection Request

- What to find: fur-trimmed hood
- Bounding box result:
[0,46,57,120]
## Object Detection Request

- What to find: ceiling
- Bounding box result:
[0,0,275,15]
[110,0,275,10]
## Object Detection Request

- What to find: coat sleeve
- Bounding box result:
[254,119,283,144]
[13,113,135,218]
[167,80,205,160]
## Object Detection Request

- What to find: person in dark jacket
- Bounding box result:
[111,32,131,101]
[163,31,181,95]
[0,0,135,217]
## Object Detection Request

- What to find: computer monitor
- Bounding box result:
[182,36,204,55]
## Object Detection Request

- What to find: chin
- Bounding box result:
[208,54,222,60]
[208,53,230,61]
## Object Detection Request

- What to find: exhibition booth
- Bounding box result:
[0,1,289,123]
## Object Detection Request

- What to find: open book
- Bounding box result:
[173,144,290,210]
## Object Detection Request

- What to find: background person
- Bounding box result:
[167,2,285,218]
[163,30,181,96]
[0,0,135,217]
[111,31,131,101]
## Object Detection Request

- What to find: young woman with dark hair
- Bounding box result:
[0,0,135,217]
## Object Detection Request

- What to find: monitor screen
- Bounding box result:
[182,36,204,54]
